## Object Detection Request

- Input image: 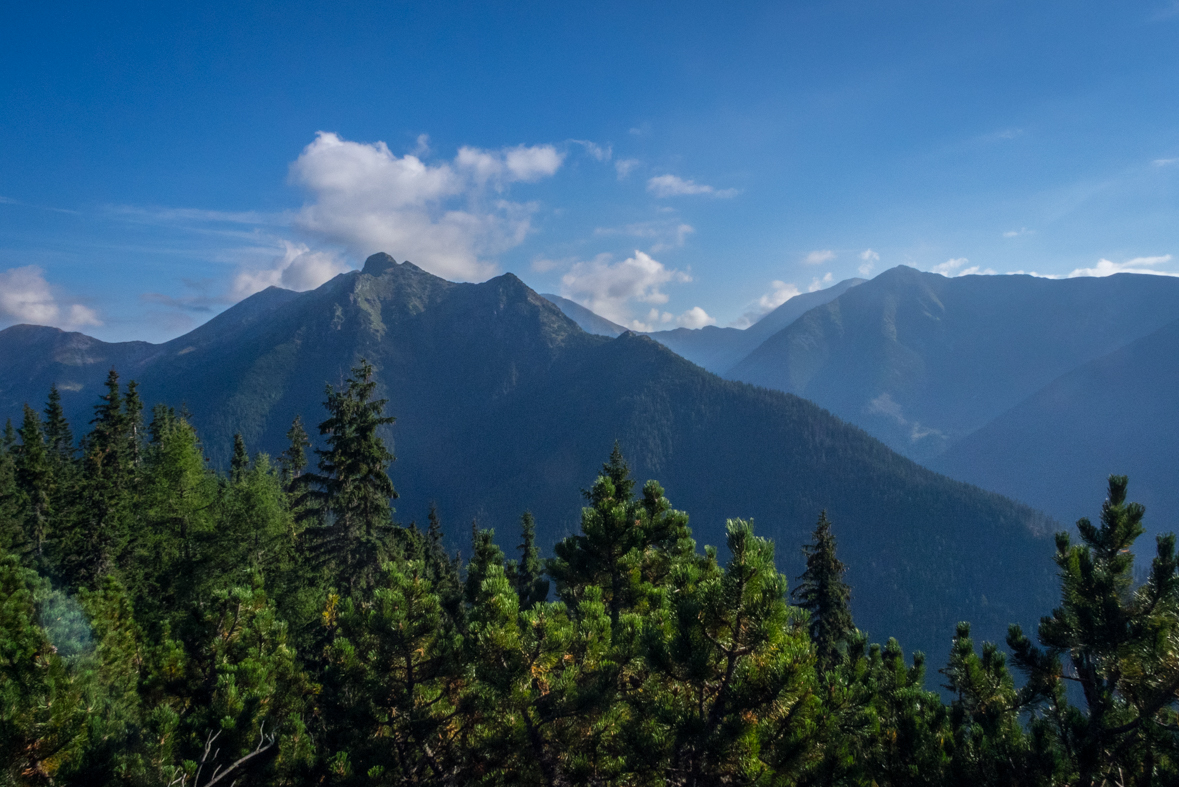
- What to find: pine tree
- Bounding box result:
[639,519,817,784]
[123,379,144,469]
[793,510,855,673]
[15,404,53,562]
[511,511,549,609]
[43,384,75,463]
[1008,475,1179,785]
[230,432,249,481]
[297,359,398,592]
[62,370,134,586]
[279,415,310,490]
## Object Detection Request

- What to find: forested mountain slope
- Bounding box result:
[0,253,1058,657]
[728,266,1179,462]
[932,315,1179,539]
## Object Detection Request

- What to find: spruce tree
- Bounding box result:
[512,510,549,609]
[43,384,75,463]
[63,370,133,586]
[230,432,249,481]
[15,405,52,562]
[297,359,398,592]
[279,415,310,490]
[793,510,855,673]
[123,380,144,469]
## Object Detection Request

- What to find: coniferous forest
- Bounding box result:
[4,361,1179,787]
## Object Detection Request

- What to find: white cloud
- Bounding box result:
[1153,158,1178,167]
[594,220,695,252]
[932,257,969,275]
[732,280,802,328]
[808,272,834,292]
[858,249,879,276]
[290,131,564,281]
[0,266,101,329]
[647,174,738,198]
[804,249,836,265]
[559,250,691,328]
[615,158,640,179]
[1003,227,1033,238]
[231,241,351,300]
[931,258,996,277]
[411,134,431,156]
[570,140,612,161]
[1067,255,1177,278]
[676,306,716,329]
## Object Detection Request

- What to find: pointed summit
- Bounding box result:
[362,252,398,276]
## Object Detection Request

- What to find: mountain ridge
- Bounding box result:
[0,254,1060,658]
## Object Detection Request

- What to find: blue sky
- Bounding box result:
[2,1,1178,341]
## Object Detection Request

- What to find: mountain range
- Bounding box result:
[0,253,1058,661]
[546,266,1179,541]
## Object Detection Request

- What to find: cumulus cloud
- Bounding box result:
[615,159,640,179]
[231,241,351,300]
[1067,255,1177,278]
[804,249,836,265]
[732,280,802,328]
[647,174,738,198]
[0,266,100,329]
[559,250,691,328]
[676,306,716,329]
[858,249,879,276]
[808,272,834,292]
[290,131,564,281]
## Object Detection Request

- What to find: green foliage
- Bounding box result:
[297,359,398,593]
[1009,475,1179,785]
[794,510,855,674]
[5,371,1179,785]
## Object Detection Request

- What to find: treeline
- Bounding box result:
[2,362,1178,786]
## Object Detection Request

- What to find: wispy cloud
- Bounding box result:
[1067,254,1176,278]
[594,219,695,252]
[0,266,101,329]
[1153,158,1179,167]
[1002,227,1033,238]
[931,257,996,277]
[615,159,640,179]
[647,174,738,198]
[569,139,612,161]
[858,249,879,276]
[803,249,836,265]
[732,280,802,328]
[808,272,834,292]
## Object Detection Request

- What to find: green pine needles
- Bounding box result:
[4,365,1179,785]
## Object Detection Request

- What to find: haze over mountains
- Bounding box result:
[551,264,1179,541]
[0,253,1059,660]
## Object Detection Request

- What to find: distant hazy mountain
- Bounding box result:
[931,316,1179,539]
[642,277,865,374]
[540,293,626,337]
[0,253,1058,657]
[729,266,1179,462]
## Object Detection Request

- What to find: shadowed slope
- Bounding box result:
[0,254,1058,658]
